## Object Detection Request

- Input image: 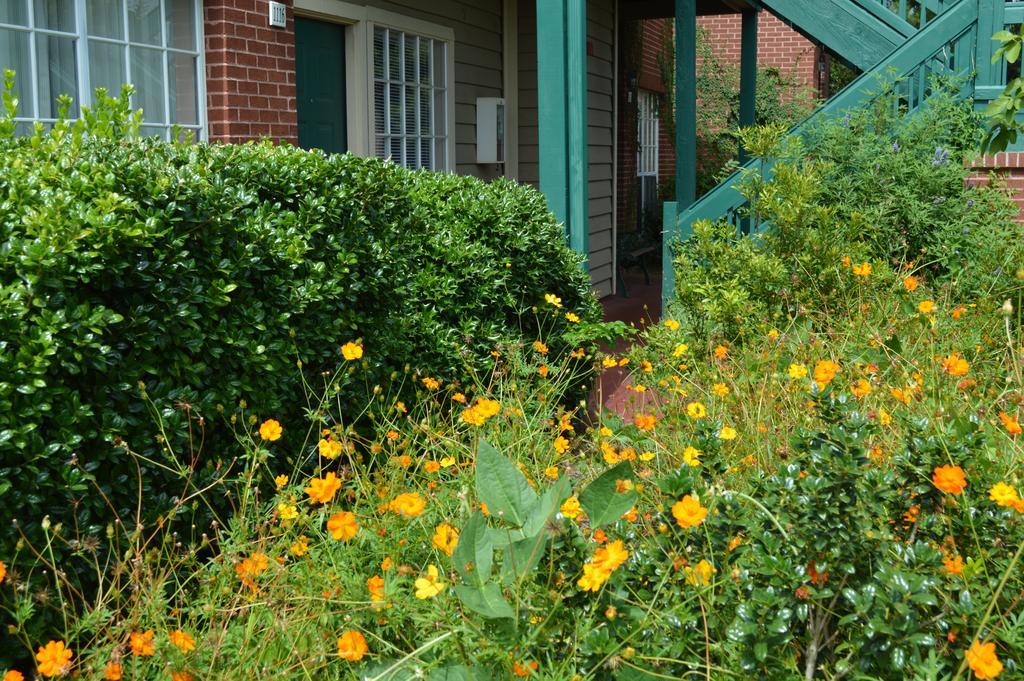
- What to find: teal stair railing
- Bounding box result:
[661,0,1015,309]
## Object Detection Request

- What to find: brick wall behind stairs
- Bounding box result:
[965,153,1024,219]
[204,0,298,144]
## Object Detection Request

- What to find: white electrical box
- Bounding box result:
[269,2,287,28]
[476,97,505,164]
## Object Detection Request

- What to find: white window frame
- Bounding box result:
[293,0,456,171]
[0,0,206,139]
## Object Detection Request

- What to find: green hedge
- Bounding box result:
[0,99,601,564]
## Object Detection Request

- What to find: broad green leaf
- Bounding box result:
[580,461,637,528]
[475,439,537,527]
[500,532,548,586]
[522,475,571,536]
[453,511,493,586]
[453,583,514,619]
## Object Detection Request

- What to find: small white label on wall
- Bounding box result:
[269,2,287,28]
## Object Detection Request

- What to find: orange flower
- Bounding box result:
[943,553,965,576]
[813,360,840,387]
[258,419,282,442]
[965,640,1003,679]
[940,353,969,376]
[671,495,707,529]
[634,413,656,432]
[713,344,729,359]
[4,671,25,681]
[917,300,935,314]
[999,412,1022,436]
[512,661,539,677]
[932,465,967,495]
[431,523,459,556]
[129,630,156,656]
[168,629,196,653]
[0,560,5,584]
[388,492,426,518]
[852,262,872,278]
[553,436,570,455]
[102,663,122,681]
[337,630,369,661]
[327,511,359,541]
[305,472,342,504]
[367,575,385,603]
[902,274,919,291]
[850,379,872,398]
[170,673,193,681]
[35,641,72,678]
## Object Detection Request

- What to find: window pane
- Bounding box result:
[432,41,445,88]
[130,45,165,122]
[33,0,74,32]
[36,34,77,117]
[139,123,165,138]
[86,0,123,39]
[0,0,28,25]
[403,33,414,82]
[388,82,400,135]
[373,79,384,135]
[372,26,384,79]
[88,39,125,99]
[418,38,429,84]
[387,31,399,81]
[0,28,32,116]
[129,0,162,45]
[404,84,415,134]
[165,0,194,50]
[167,51,196,124]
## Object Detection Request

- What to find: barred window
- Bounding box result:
[372,25,449,171]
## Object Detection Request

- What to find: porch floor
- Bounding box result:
[592,266,662,420]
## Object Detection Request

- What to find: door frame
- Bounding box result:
[293,0,456,169]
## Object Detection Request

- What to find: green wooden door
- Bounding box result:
[296,17,347,154]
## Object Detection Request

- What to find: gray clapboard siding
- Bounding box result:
[363,0,504,179]
[517,0,617,298]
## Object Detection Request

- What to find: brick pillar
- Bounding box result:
[204,0,298,143]
[966,153,1024,220]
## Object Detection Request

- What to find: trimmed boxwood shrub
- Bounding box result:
[0,94,601,575]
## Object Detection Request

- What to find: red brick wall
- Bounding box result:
[966,153,1024,219]
[204,0,298,143]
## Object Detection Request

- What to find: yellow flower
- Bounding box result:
[787,363,808,380]
[432,523,459,555]
[341,342,363,361]
[259,419,282,442]
[274,474,288,489]
[686,402,707,419]
[594,540,629,572]
[544,466,559,479]
[577,562,608,592]
[35,641,73,678]
[381,557,393,571]
[989,482,1020,509]
[440,456,457,468]
[602,356,618,368]
[718,426,738,440]
[640,450,655,461]
[917,300,935,314]
[664,319,680,331]
[565,311,580,323]
[388,492,426,518]
[129,630,155,656]
[712,383,729,397]
[681,446,701,467]
[673,343,689,357]
[561,495,582,520]
[327,511,359,541]
[544,293,563,308]
[879,409,892,426]
[414,564,446,599]
[318,437,343,459]
[533,340,549,355]
[461,398,501,427]
[850,379,872,398]
[289,535,309,556]
[276,503,298,523]
[813,360,840,387]
[337,630,369,662]
[685,559,716,586]
[422,376,441,390]
[168,630,196,654]
[965,640,1003,679]
[672,495,707,529]
[305,472,342,505]
[553,436,570,455]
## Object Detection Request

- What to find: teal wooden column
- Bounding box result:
[675,0,697,215]
[738,9,758,164]
[975,0,1004,92]
[537,0,589,263]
